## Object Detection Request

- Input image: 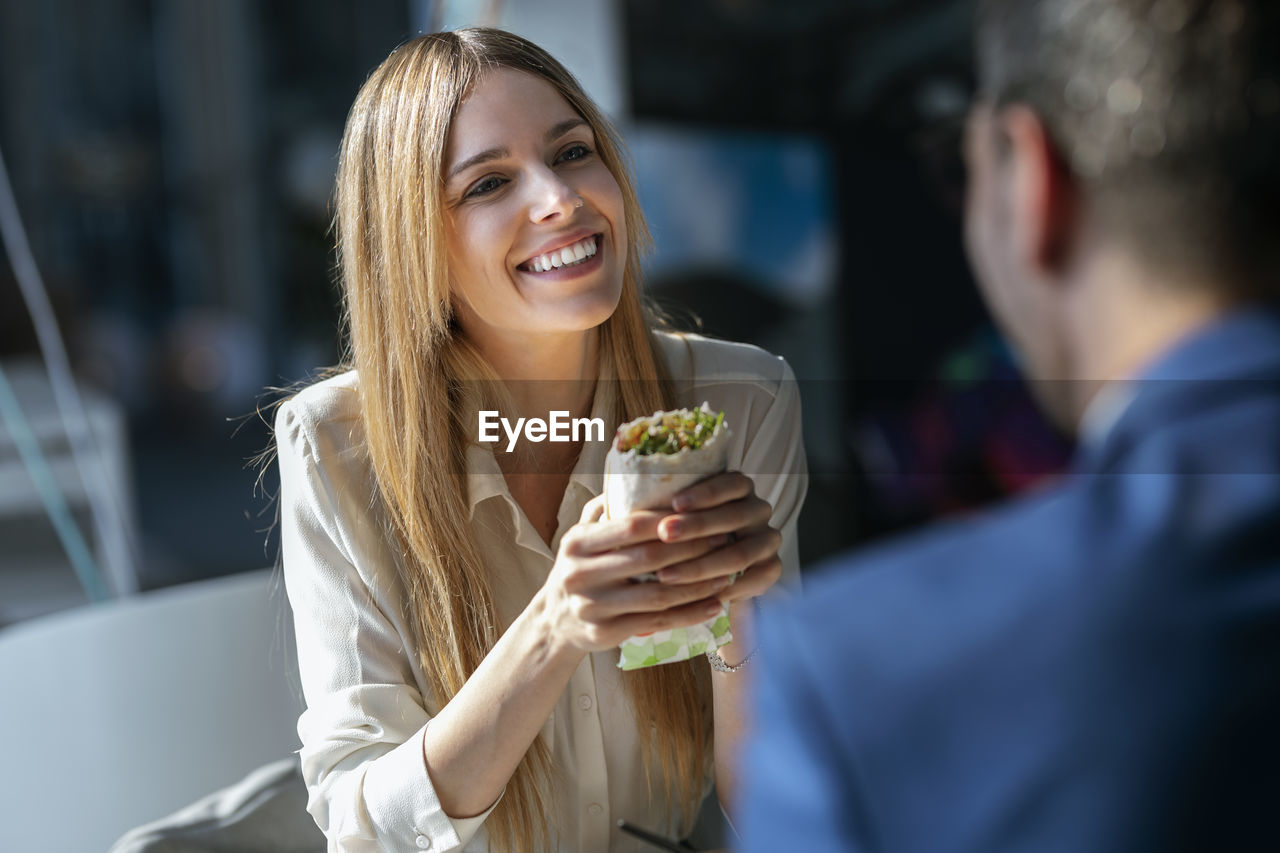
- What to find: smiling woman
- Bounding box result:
[442,67,626,360]
[274,28,807,853]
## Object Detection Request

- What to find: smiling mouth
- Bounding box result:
[518,234,600,273]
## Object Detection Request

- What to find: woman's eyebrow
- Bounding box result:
[545,117,587,141]
[447,147,506,181]
[446,118,589,181]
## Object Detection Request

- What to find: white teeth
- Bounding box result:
[524,236,598,272]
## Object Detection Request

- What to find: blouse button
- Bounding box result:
[415,834,431,849]
[588,802,604,817]
[577,694,592,711]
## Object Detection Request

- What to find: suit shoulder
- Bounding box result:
[771,488,1096,670]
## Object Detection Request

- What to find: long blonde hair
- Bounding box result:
[333,28,710,852]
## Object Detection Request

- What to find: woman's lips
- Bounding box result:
[518,233,600,273]
[517,247,604,281]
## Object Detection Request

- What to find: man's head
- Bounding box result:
[964,0,1280,421]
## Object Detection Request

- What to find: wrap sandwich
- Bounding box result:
[603,404,734,670]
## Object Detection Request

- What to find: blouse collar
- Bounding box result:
[465,352,618,520]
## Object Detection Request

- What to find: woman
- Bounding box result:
[277,27,806,853]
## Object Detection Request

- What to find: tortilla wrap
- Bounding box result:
[603,404,734,669]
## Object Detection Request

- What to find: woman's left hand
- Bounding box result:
[652,471,782,604]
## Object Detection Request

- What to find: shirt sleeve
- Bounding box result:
[735,356,809,589]
[276,399,501,852]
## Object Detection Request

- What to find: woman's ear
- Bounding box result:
[1001,105,1079,279]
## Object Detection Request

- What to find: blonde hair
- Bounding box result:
[333,28,710,852]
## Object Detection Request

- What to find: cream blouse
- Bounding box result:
[277,332,808,852]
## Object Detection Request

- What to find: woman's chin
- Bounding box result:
[542,287,623,333]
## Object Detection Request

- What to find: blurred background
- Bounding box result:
[0,0,1075,625]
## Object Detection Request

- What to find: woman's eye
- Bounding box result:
[466,176,505,198]
[556,144,592,164]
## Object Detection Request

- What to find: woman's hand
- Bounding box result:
[652,471,783,605]
[538,495,737,655]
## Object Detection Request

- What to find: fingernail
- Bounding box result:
[657,569,676,583]
[705,601,723,616]
[672,494,692,512]
[662,520,684,539]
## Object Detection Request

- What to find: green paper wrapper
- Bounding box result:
[617,613,735,671]
[604,404,734,669]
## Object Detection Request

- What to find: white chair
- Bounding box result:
[0,569,305,852]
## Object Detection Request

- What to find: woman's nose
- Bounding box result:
[526,167,581,222]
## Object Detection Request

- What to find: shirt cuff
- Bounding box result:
[361,726,503,850]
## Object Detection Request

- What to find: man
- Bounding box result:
[740,1,1280,850]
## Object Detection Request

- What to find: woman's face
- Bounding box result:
[442,68,627,353]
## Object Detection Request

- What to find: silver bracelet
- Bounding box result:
[706,645,757,673]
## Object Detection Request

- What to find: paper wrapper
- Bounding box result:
[604,404,733,670]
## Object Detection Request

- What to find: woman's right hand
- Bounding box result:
[537,495,734,654]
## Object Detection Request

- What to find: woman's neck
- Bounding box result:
[475,328,600,513]
[480,328,601,420]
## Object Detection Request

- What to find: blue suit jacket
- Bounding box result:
[741,308,1280,853]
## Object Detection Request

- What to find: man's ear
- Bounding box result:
[999,105,1078,276]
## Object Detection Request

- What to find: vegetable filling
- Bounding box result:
[614,406,725,455]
